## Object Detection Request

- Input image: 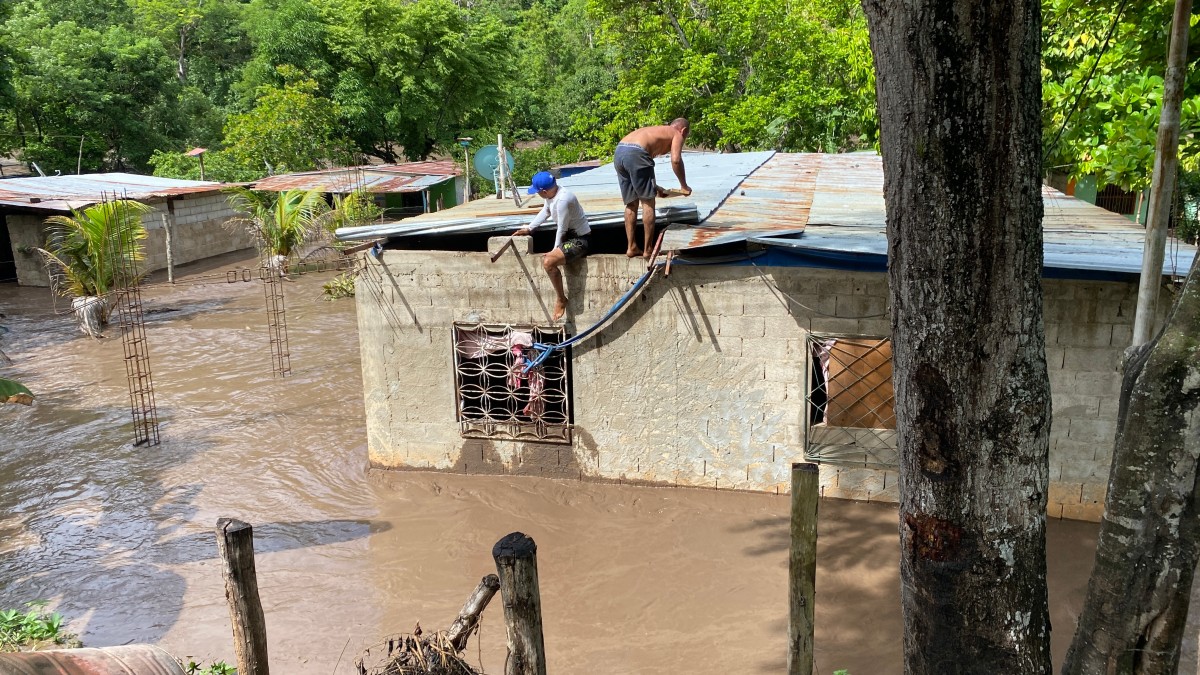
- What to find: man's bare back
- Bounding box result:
[620,125,680,157]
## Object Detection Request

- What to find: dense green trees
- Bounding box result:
[0,0,1190,189]
[1042,0,1200,191]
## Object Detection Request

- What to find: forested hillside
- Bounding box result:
[0,0,1198,198]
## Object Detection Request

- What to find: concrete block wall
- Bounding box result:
[356,241,1156,521]
[143,193,255,273]
[5,192,253,287]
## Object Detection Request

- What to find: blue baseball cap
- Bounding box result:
[527,171,556,194]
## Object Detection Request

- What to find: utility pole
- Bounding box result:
[458,137,473,204]
[1132,0,1191,345]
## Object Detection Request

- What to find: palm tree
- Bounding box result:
[225,188,331,274]
[35,200,151,337]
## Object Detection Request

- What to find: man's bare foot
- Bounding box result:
[643,251,653,261]
[626,247,643,258]
[552,298,567,321]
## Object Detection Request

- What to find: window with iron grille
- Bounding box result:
[452,323,572,444]
[804,333,898,468]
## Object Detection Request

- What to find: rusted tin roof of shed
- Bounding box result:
[0,173,227,212]
[250,168,451,193]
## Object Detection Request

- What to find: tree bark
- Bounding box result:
[860,1,1051,672]
[1063,252,1200,674]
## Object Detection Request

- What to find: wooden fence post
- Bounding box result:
[161,213,174,284]
[788,462,818,675]
[492,532,547,675]
[216,517,269,675]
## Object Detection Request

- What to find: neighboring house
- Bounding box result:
[1046,172,1151,224]
[0,173,253,286]
[250,161,463,220]
[344,151,1198,522]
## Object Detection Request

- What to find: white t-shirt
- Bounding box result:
[527,186,591,250]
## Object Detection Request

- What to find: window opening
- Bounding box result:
[804,334,897,468]
[453,323,572,444]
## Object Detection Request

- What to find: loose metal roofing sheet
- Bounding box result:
[335,151,774,241]
[250,168,452,193]
[0,172,227,212]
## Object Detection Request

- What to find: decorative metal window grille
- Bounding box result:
[804,333,898,468]
[452,323,572,444]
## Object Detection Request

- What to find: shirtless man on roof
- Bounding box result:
[614,118,692,259]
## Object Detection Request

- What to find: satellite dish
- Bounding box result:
[473,145,514,180]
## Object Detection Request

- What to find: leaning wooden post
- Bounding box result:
[492,532,547,675]
[788,462,818,675]
[447,574,501,651]
[216,518,269,675]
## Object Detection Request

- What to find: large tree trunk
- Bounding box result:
[1063,253,1200,675]
[861,1,1051,672]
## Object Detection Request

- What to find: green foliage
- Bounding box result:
[0,3,184,173]
[149,148,265,183]
[512,142,594,184]
[1042,0,1200,191]
[318,0,515,161]
[224,68,352,174]
[0,602,78,650]
[184,659,237,675]
[322,271,357,300]
[0,378,34,405]
[329,191,384,233]
[226,188,331,258]
[36,200,152,299]
[581,0,875,152]
[1175,169,1200,244]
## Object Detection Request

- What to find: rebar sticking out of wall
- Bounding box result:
[262,266,291,377]
[108,195,161,446]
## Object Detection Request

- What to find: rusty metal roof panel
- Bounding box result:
[0,173,227,210]
[371,160,462,176]
[250,169,450,193]
[661,153,819,250]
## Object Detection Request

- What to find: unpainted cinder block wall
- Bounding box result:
[5,192,253,287]
[356,238,1156,521]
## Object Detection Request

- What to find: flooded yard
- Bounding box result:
[0,250,1103,673]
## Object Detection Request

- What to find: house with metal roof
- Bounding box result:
[249,160,464,221]
[0,173,252,286]
[345,151,1197,522]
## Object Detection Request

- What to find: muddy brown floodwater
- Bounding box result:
[0,250,1108,674]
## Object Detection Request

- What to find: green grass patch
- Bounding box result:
[0,602,80,651]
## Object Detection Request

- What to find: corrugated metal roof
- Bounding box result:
[372,160,462,176]
[336,151,774,241]
[750,161,1198,277]
[0,172,227,211]
[337,148,1198,278]
[250,168,451,193]
[661,153,818,250]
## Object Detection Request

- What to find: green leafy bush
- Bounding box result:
[0,602,79,651]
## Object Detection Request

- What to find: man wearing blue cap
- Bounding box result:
[514,171,591,321]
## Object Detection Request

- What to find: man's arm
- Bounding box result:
[670,130,690,194]
[515,202,551,236]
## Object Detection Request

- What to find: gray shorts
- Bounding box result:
[614,143,656,205]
